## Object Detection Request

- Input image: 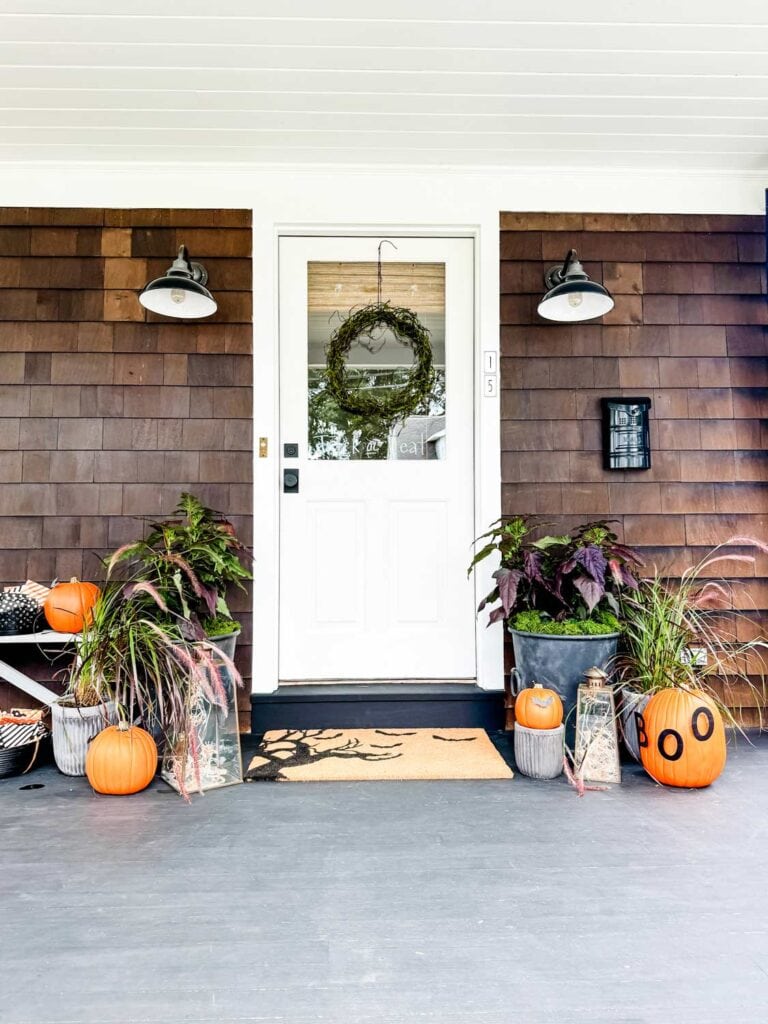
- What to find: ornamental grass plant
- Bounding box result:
[69,572,241,798]
[615,538,768,730]
[66,492,251,797]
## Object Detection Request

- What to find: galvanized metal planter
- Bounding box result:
[514,723,564,780]
[205,628,239,662]
[510,629,620,743]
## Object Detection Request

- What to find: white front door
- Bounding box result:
[278,235,476,681]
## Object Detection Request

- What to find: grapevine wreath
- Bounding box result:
[324,302,435,421]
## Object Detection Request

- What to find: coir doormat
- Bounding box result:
[246,728,513,782]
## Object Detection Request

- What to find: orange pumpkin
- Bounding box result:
[44,577,100,633]
[515,683,563,730]
[85,723,158,795]
[638,687,726,788]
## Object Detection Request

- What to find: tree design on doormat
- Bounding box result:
[246,729,410,781]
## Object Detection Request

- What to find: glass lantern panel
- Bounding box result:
[575,686,621,784]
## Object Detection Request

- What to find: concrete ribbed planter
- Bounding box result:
[51,700,117,776]
[514,723,565,780]
[619,691,652,763]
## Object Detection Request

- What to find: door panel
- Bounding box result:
[310,501,364,624]
[279,235,475,681]
[390,501,445,624]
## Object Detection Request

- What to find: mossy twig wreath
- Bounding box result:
[325,302,435,422]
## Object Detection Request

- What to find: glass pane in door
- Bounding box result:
[307,261,446,460]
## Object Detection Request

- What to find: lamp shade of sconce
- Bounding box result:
[138,245,217,320]
[537,249,614,323]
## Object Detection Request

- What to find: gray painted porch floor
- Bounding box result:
[3,733,768,1024]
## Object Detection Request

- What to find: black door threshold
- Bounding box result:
[250,683,505,732]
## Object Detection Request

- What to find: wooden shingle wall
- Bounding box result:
[500,212,768,724]
[0,208,253,720]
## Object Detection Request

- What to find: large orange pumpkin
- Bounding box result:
[515,683,563,730]
[638,687,726,788]
[44,577,100,633]
[85,723,158,795]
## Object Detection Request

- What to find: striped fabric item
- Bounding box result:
[2,580,51,608]
[0,709,47,749]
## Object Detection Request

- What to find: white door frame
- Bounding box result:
[251,222,502,694]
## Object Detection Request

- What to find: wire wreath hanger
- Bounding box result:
[352,239,399,355]
[376,238,398,305]
[326,239,399,355]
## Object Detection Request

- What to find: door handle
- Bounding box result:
[283,469,300,494]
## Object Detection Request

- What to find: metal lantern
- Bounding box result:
[574,666,621,784]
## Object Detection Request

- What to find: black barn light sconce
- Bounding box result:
[138,245,217,319]
[537,249,614,323]
[601,397,652,471]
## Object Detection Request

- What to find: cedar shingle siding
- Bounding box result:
[501,212,768,725]
[0,208,253,721]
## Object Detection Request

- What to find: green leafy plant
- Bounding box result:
[107,492,251,636]
[469,516,642,628]
[616,539,768,726]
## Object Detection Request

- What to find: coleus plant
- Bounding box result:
[469,516,642,626]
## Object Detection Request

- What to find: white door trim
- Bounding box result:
[251,222,502,694]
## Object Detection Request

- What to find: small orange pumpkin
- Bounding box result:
[86,723,158,795]
[44,577,100,633]
[515,683,563,730]
[638,687,726,788]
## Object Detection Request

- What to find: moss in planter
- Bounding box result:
[202,615,241,638]
[510,609,621,636]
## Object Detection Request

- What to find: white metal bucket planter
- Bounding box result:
[51,700,117,776]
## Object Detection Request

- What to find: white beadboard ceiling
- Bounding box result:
[0,0,768,170]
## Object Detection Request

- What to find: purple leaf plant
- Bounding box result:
[468,516,643,627]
